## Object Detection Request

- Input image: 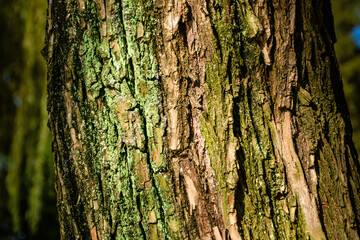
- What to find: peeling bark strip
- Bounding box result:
[45,0,360,239]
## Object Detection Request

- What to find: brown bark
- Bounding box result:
[45,0,360,239]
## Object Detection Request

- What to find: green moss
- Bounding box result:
[45,0,184,238]
[240,1,263,39]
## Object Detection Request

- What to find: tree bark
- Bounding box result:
[45,0,360,239]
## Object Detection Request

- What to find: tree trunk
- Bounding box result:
[45,0,360,239]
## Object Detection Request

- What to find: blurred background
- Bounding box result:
[333,0,360,152]
[0,0,359,239]
[0,0,58,239]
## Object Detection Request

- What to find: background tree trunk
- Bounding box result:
[45,0,360,239]
[0,0,57,237]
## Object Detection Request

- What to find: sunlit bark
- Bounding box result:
[45,0,360,239]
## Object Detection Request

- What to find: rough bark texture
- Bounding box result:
[45,0,360,239]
